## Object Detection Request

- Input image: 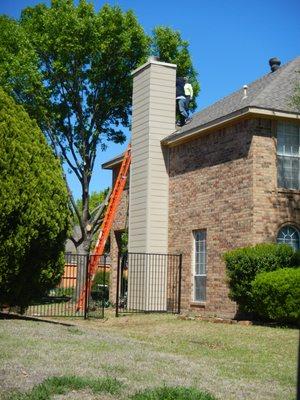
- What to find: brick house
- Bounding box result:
[103,56,300,318]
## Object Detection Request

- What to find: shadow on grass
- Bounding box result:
[0,312,74,326]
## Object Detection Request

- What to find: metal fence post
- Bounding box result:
[103,254,107,318]
[84,254,89,320]
[115,252,121,317]
[177,254,183,314]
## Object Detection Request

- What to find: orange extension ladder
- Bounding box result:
[76,144,131,311]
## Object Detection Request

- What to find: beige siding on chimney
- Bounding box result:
[128,60,176,311]
[129,60,176,254]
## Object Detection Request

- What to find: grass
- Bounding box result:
[5,378,216,400]
[129,386,217,399]
[0,312,298,399]
[6,376,122,399]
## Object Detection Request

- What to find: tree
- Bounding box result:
[0,0,200,255]
[291,82,300,111]
[73,189,109,226]
[0,88,71,310]
[0,15,46,122]
[72,189,110,252]
[151,26,200,110]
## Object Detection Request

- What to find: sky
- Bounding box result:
[1,0,300,200]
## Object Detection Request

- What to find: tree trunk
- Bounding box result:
[75,236,92,304]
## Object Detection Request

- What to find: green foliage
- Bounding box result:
[291,71,300,111]
[73,189,109,227]
[120,230,128,254]
[0,16,46,122]
[75,190,109,217]
[0,1,200,253]
[8,375,122,399]
[92,270,110,289]
[19,0,150,140]
[0,88,70,309]
[130,386,217,400]
[49,287,74,298]
[151,26,200,110]
[251,268,300,324]
[223,243,296,312]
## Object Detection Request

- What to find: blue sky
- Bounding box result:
[1,0,300,199]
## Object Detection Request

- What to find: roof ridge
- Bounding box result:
[250,57,300,106]
[192,57,300,119]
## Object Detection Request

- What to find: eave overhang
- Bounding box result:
[161,107,300,148]
[102,154,124,170]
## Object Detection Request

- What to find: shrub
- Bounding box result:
[92,270,110,289]
[223,243,296,312]
[0,88,70,310]
[252,268,300,324]
[91,270,110,303]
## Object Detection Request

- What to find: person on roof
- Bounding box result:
[184,76,193,112]
[176,76,193,127]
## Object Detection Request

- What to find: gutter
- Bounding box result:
[162,107,300,147]
[102,154,125,170]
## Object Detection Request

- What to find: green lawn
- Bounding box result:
[0,313,298,399]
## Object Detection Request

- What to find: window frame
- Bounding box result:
[277,225,300,251]
[277,121,300,190]
[192,230,207,302]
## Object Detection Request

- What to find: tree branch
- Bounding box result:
[62,171,85,240]
[90,187,112,234]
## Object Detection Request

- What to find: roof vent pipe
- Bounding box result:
[269,57,281,72]
[242,85,248,99]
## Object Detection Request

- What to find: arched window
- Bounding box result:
[277,225,300,251]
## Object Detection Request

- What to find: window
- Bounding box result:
[277,122,300,189]
[193,230,206,302]
[277,225,300,251]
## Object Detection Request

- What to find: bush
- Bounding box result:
[92,270,110,289]
[0,88,70,310]
[223,243,296,312]
[91,270,110,303]
[252,268,300,324]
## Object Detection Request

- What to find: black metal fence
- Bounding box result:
[116,252,182,316]
[25,253,109,319]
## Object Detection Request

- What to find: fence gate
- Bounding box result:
[25,253,109,319]
[116,252,182,316]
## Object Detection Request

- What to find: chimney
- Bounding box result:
[128,58,176,311]
[269,57,281,72]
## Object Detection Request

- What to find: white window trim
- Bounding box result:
[277,122,300,190]
[277,225,300,251]
[192,230,207,302]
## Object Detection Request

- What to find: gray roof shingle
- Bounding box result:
[164,56,300,142]
[103,57,300,166]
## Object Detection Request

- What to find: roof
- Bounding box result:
[102,153,124,169]
[102,56,300,167]
[163,56,300,145]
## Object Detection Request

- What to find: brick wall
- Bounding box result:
[168,119,255,318]
[252,119,300,242]
[109,117,300,317]
[168,117,300,318]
